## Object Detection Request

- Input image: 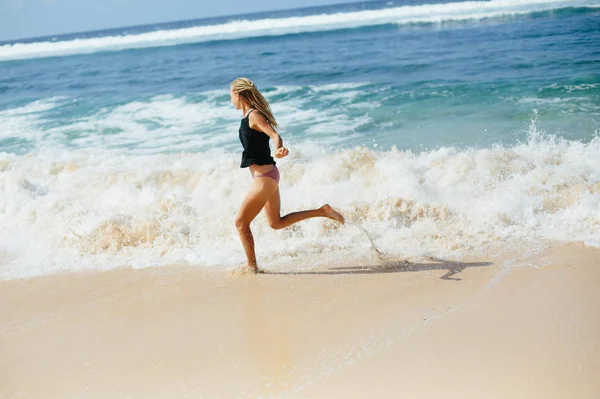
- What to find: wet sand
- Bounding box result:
[1,243,599,398]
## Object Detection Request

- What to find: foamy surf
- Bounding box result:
[1,131,598,279]
[1,0,597,61]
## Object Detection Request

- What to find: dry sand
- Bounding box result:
[1,243,599,398]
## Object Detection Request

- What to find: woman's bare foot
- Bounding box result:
[321,204,345,224]
[229,266,265,276]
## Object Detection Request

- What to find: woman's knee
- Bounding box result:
[267,218,283,230]
[235,216,249,231]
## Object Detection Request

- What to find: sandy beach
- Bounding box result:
[1,243,598,398]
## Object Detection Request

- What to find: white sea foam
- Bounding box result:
[0,132,598,279]
[540,83,600,93]
[1,0,597,61]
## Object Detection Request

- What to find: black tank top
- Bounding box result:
[239,109,276,168]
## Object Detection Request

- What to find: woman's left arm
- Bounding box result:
[251,112,289,158]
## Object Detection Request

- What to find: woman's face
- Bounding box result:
[230,88,241,110]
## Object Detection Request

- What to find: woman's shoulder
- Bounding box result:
[248,109,268,131]
[248,109,267,122]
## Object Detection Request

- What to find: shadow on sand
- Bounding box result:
[268,257,493,281]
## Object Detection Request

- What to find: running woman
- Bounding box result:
[230,77,345,273]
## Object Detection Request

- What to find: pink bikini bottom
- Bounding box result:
[253,166,280,183]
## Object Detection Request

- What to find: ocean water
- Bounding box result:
[0,0,599,279]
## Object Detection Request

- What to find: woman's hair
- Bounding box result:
[231,77,280,130]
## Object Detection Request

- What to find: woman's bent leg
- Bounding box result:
[264,187,345,230]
